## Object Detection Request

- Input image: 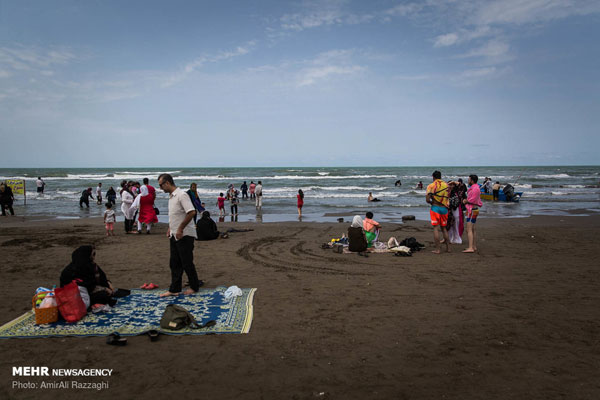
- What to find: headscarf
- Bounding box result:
[351,215,363,228]
[60,246,98,290]
[140,185,149,197]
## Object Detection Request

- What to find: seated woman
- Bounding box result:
[367,192,381,202]
[363,211,381,248]
[59,245,116,307]
[196,211,220,241]
[348,215,368,255]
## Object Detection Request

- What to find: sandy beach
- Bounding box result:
[0,215,599,399]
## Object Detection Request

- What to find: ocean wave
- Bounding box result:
[559,185,585,188]
[119,171,180,175]
[535,174,571,179]
[317,172,330,176]
[161,174,399,181]
[66,174,110,179]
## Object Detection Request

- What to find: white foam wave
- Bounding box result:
[317,172,330,176]
[120,170,181,175]
[165,174,398,181]
[535,174,570,179]
[66,174,109,179]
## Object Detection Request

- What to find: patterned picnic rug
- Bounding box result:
[0,287,256,339]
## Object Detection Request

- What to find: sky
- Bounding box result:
[0,0,599,167]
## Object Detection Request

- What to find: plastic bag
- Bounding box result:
[54,281,87,323]
[78,286,91,309]
[40,296,57,309]
[223,285,242,300]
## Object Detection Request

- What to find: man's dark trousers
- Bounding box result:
[169,235,200,293]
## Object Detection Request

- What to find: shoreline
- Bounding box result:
[1,205,599,228]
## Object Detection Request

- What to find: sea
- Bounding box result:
[1,166,599,223]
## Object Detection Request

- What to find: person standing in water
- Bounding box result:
[36,177,46,193]
[297,189,304,217]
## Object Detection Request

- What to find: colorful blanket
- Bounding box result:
[0,287,256,339]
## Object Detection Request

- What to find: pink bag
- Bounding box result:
[54,281,87,323]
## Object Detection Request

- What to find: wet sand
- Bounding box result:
[0,215,598,399]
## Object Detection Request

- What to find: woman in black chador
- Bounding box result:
[60,245,116,307]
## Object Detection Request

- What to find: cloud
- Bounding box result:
[473,0,600,26]
[433,26,494,47]
[0,69,11,78]
[162,42,256,87]
[383,3,424,18]
[295,49,365,87]
[297,65,364,87]
[434,33,459,47]
[459,39,513,64]
[0,45,76,73]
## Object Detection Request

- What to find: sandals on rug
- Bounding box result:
[147,330,160,342]
[140,283,159,290]
[106,333,127,346]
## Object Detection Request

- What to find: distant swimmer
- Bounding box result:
[416,181,424,190]
[395,180,402,187]
[367,192,381,202]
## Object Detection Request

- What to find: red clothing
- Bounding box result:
[138,194,158,224]
[147,185,156,198]
[297,194,304,208]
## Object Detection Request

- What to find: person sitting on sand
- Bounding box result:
[59,245,116,307]
[348,215,368,256]
[196,211,220,241]
[363,211,381,248]
[367,192,381,202]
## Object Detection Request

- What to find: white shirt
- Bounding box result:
[168,187,197,239]
[96,186,102,196]
[36,179,44,188]
[104,209,116,223]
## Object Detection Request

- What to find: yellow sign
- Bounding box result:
[5,179,25,195]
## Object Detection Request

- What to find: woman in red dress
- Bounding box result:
[297,189,304,218]
[136,186,158,234]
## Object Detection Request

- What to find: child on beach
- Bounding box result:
[103,203,116,236]
[363,212,381,247]
[217,193,226,217]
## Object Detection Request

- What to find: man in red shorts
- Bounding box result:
[426,170,451,254]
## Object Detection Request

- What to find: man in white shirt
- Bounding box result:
[36,177,45,193]
[96,183,103,204]
[158,173,202,297]
[255,181,263,209]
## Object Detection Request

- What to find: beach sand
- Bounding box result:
[0,216,598,399]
